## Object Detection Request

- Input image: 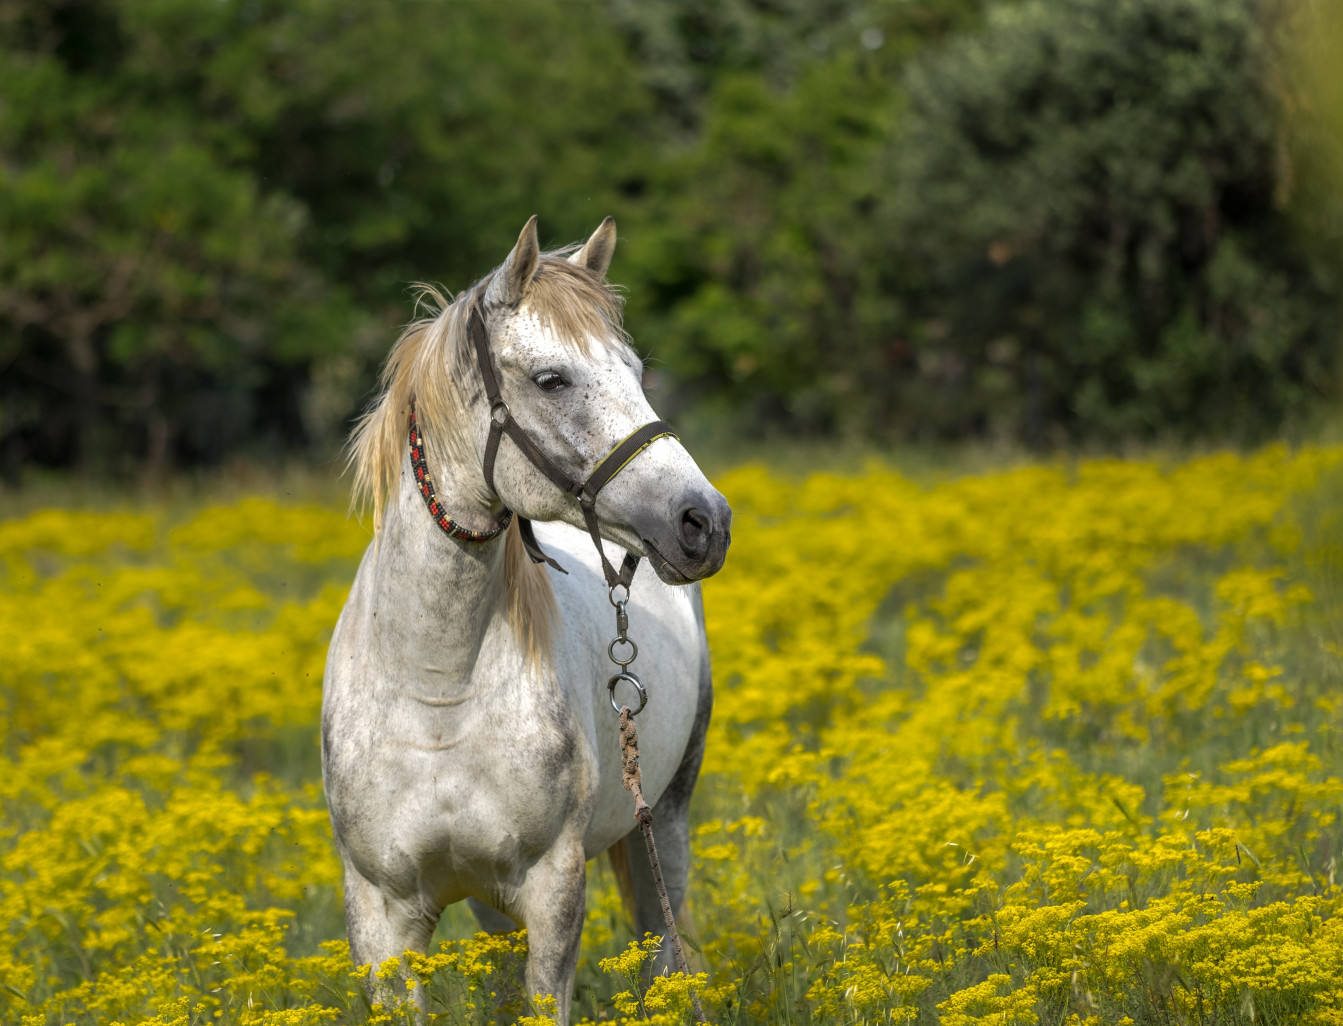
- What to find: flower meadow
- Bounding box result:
[3,446,1343,1025]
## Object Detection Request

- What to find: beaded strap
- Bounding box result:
[409,405,513,542]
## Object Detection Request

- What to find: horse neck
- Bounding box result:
[366,445,508,686]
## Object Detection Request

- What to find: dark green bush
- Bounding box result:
[885,0,1339,444]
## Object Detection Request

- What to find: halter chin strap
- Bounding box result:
[467,303,677,590]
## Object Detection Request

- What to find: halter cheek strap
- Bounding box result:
[468,304,676,590]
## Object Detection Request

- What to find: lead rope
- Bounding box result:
[608,590,707,1025]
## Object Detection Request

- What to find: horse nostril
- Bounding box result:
[679,506,711,559]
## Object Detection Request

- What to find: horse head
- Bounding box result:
[475,216,731,584]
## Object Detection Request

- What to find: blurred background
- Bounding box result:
[2,0,1340,483]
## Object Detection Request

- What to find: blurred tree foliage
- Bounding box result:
[887,0,1340,443]
[0,0,1336,474]
[0,0,651,474]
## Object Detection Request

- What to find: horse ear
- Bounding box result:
[568,216,617,277]
[486,215,540,307]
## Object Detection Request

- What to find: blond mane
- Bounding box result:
[347,255,628,662]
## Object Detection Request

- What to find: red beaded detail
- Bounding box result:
[408,405,512,542]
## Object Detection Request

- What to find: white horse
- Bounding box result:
[322,216,731,1021]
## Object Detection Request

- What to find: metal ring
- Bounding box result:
[491,401,510,425]
[608,636,638,667]
[608,672,648,715]
[608,584,630,607]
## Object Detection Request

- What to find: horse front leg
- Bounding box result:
[343,862,439,1017]
[515,833,587,1024]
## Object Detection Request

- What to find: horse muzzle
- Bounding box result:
[639,489,732,584]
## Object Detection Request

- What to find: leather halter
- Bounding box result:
[469,303,676,590]
[409,301,676,591]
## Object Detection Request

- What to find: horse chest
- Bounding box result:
[329,685,594,888]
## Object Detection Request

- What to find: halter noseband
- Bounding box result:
[409,302,676,592]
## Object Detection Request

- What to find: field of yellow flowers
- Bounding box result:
[3,446,1342,1025]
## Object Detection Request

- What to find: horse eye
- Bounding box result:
[534,371,566,392]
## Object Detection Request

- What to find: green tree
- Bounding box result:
[0,1,353,475]
[623,59,896,434]
[887,0,1339,443]
[617,0,986,436]
[0,0,656,474]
